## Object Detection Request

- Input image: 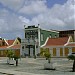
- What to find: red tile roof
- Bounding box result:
[67,43,75,46]
[0,46,8,49]
[7,40,15,45]
[0,39,21,50]
[45,37,69,47]
[8,45,21,49]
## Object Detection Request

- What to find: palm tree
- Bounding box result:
[67,55,75,72]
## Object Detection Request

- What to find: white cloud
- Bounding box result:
[0,0,74,39]
[19,0,47,15]
[27,0,75,30]
[0,0,24,11]
[0,8,25,39]
[19,16,30,24]
[0,9,24,30]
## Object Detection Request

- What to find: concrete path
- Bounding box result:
[0,57,75,75]
[0,69,47,75]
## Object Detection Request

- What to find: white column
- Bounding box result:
[24,25,26,38]
[63,47,65,57]
[69,47,72,54]
[56,48,60,57]
[20,44,22,56]
[50,48,53,57]
[38,24,40,53]
[74,31,75,41]
[35,42,36,56]
[22,25,26,56]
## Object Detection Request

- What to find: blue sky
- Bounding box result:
[0,0,74,39]
[46,0,67,8]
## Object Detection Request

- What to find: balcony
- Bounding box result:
[21,38,38,45]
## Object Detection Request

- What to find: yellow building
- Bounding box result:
[41,36,75,57]
[0,37,21,57]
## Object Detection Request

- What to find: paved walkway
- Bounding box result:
[0,69,47,75]
[0,57,75,75]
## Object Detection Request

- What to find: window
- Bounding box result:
[55,35,57,38]
[41,34,44,41]
[2,41,5,46]
[49,34,52,38]
[17,42,18,44]
[22,46,24,49]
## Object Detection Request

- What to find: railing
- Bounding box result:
[21,38,39,45]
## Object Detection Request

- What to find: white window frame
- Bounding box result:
[41,34,44,41]
[55,35,57,38]
[49,34,52,38]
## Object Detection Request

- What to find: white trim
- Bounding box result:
[41,34,44,41]
[43,46,64,48]
[41,29,59,33]
[63,47,65,57]
[68,42,75,44]
[12,38,17,45]
[41,37,49,47]
[25,28,39,31]
[64,36,70,46]
[74,31,75,41]
[7,38,18,48]
[38,28,40,46]
[25,28,59,33]
[69,47,72,54]
[7,44,14,48]
[4,39,9,46]
[56,48,60,57]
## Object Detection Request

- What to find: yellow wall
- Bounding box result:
[0,49,20,57]
[60,48,63,56]
[41,46,75,57]
[40,48,50,57]
[40,48,44,56]
[53,48,56,56]
[0,50,7,57]
[64,48,69,56]
[72,47,75,52]
[13,38,20,45]
[15,50,20,57]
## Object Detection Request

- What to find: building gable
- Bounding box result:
[13,38,21,45]
[69,36,73,42]
[41,37,69,48]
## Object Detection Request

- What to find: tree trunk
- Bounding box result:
[73,60,75,72]
[16,59,18,66]
[48,58,50,63]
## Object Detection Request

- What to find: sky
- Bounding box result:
[0,0,75,39]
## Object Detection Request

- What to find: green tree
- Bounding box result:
[6,50,19,66]
[6,50,14,59]
[40,50,51,63]
[67,55,75,72]
[13,54,19,66]
[44,52,51,63]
